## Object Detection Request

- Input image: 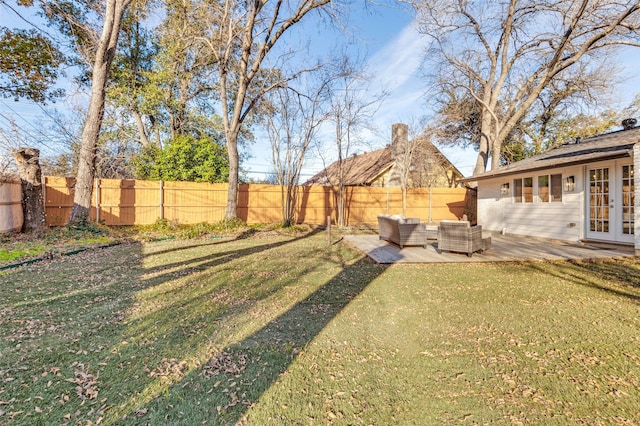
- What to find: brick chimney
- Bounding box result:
[391,123,409,158]
[622,118,637,130]
[388,123,410,187]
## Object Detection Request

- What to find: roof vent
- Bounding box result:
[622,118,637,130]
[575,136,581,144]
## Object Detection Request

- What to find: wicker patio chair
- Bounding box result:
[437,220,483,256]
[378,215,427,248]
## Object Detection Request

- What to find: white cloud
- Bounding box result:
[366,22,427,92]
[360,21,435,135]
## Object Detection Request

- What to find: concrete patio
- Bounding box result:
[344,233,635,264]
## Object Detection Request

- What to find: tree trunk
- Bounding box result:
[473,135,490,175]
[149,115,161,147]
[225,130,240,220]
[71,100,102,223]
[285,181,299,226]
[337,183,344,227]
[402,186,407,216]
[12,148,46,233]
[280,184,287,226]
[491,137,502,170]
[69,0,129,223]
[473,112,494,175]
[132,109,150,147]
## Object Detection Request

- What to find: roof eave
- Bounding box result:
[365,163,395,185]
[459,149,633,183]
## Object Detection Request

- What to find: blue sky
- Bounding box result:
[2,1,639,178]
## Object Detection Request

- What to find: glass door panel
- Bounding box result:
[589,167,610,234]
[588,163,635,243]
[621,165,634,238]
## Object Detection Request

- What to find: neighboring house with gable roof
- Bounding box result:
[460,120,640,255]
[304,123,464,188]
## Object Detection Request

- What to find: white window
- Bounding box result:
[514,177,533,203]
[537,174,562,202]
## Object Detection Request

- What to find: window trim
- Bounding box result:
[513,173,563,203]
[513,177,533,203]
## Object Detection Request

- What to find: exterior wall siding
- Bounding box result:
[477,180,505,232]
[634,143,640,254]
[477,165,584,241]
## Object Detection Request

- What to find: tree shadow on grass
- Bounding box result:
[125,252,388,424]
[139,229,324,290]
[525,259,640,304]
[3,230,392,425]
[8,231,315,312]
[142,228,262,257]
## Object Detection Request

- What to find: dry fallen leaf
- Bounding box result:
[149,358,187,378]
[202,351,248,377]
[135,408,148,418]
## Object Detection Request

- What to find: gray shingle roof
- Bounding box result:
[461,127,640,182]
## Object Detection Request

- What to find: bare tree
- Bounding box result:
[390,119,435,215]
[392,121,458,218]
[265,75,331,226]
[0,128,17,174]
[326,62,385,227]
[0,115,51,175]
[519,62,616,154]
[0,157,13,175]
[413,0,640,174]
[199,0,338,220]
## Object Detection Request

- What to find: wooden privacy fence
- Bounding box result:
[0,176,23,233]
[42,177,470,227]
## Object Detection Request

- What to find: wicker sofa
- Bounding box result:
[377,215,427,248]
[437,220,484,257]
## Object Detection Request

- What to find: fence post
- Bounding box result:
[386,185,390,214]
[327,215,331,246]
[43,176,47,226]
[159,180,164,220]
[94,178,100,223]
[429,185,433,223]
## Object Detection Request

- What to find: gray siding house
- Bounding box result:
[461,124,640,255]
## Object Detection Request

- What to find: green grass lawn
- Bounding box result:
[1,230,639,425]
[0,224,113,266]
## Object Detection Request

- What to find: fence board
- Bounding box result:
[164,181,227,224]
[44,177,75,226]
[241,184,287,224]
[295,186,334,225]
[0,176,23,233]
[38,177,470,227]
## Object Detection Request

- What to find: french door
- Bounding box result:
[586,163,634,243]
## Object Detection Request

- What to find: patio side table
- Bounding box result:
[481,235,492,252]
[425,225,438,240]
